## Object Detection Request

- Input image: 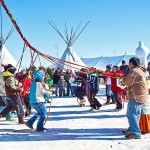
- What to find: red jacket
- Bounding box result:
[20,77,32,96]
[79,72,87,90]
[104,71,124,92]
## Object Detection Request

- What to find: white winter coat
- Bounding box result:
[36,82,52,103]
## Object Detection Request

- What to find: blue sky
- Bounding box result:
[2,0,150,67]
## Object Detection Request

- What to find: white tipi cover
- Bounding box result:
[58,47,86,70]
[0,45,17,72]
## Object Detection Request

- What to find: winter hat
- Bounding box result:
[3,64,13,71]
[4,64,16,74]
[33,69,45,81]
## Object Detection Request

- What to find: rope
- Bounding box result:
[37,53,42,66]
[44,93,53,125]
[96,95,107,101]
[16,43,26,67]
[4,23,16,44]
[17,43,27,72]
[29,49,35,67]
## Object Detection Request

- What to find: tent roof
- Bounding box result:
[0,45,17,72]
[58,47,86,70]
[81,55,137,70]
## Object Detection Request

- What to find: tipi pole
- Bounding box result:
[72,20,90,45]
[4,24,15,44]
[64,21,69,43]
[0,3,2,38]
[71,21,82,43]
[48,21,68,45]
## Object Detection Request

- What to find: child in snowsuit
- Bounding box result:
[58,76,67,97]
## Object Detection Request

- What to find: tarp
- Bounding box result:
[81,55,137,70]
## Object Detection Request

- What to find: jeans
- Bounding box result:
[0,96,12,119]
[66,82,71,96]
[112,92,122,109]
[106,85,112,96]
[59,87,65,96]
[126,101,144,137]
[54,84,58,96]
[71,86,76,96]
[0,95,24,118]
[26,103,47,130]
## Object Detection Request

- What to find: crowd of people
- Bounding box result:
[0,57,150,139]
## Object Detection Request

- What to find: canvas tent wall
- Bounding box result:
[58,47,86,70]
[81,55,137,70]
[0,45,17,72]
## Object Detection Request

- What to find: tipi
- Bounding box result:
[0,41,17,72]
[0,5,17,72]
[49,21,89,71]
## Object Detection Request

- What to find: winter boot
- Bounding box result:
[80,99,86,107]
[110,94,116,104]
[104,96,111,105]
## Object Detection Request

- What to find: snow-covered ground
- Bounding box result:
[0,87,150,150]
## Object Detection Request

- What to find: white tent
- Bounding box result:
[81,55,137,70]
[0,44,17,72]
[58,47,86,70]
[49,21,89,71]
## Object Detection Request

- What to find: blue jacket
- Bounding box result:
[87,73,100,91]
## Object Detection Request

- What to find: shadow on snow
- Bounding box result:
[0,127,126,142]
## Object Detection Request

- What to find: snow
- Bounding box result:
[0,86,150,150]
